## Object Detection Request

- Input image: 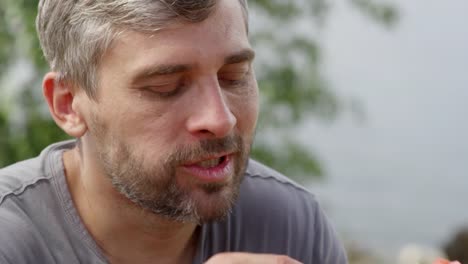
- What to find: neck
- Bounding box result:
[63,148,199,264]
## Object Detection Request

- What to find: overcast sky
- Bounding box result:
[302,0,468,259]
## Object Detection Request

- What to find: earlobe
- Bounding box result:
[43,72,88,138]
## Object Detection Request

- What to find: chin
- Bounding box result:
[189,184,239,223]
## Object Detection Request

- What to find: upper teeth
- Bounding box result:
[197,158,221,168]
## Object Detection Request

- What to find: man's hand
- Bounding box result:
[205,252,303,264]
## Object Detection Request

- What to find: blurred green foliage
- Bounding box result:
[0,89,70,166]
[0,0,397,178]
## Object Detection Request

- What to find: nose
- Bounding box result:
[185,79,237,139]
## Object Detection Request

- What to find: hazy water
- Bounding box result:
[301,0,468,259]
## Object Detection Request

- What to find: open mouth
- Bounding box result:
[181,154,233,183]
[195,156,227,169]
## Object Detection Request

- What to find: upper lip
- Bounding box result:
[182,152,234,166]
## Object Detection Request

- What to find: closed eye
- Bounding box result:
[218,62,251,88]
[218,72,249,87]
[141,79,186,98]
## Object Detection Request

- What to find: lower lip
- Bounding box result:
[181,155,233,183]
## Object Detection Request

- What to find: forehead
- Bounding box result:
[100,0,250,78]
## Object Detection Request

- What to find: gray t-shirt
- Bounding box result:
[0,141,348,264]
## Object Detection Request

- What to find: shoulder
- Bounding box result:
[0,141,86,263]
[241,159,318,214]
[237,160,321,241]
[0,202,48,263]
[231,159,348,263]
[244,159,308,190]
[0,140,74,205]
[0,157,52,262]
[0,157,47,205]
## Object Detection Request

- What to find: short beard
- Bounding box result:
[92,118,250,224]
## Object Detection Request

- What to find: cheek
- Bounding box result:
[130,107,191,158]
[133,115,182,147]
[231,89,259,132]
[103,103,175,151]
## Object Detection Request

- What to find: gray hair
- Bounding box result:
[36,0,249,99]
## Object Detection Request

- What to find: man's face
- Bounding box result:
[81,0,258,223]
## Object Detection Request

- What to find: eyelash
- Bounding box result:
[219,78,248,87]
[141,71,249,99]
[143,82,185,98]
[219,71,250,88]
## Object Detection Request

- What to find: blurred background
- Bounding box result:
[0,0,467,263]
[304,1,468,263]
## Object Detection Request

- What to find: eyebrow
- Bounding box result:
[131,49,256,82]
[225,49,256,64]
[132,64,192,82]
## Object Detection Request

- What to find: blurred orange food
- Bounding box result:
[433,258,461,264]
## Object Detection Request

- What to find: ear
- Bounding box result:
[42,72,88,138]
